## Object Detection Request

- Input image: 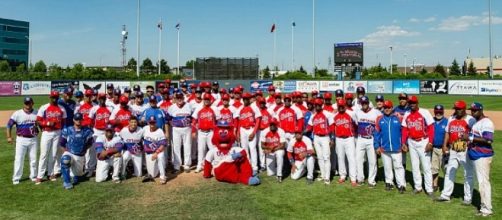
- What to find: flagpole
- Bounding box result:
[136,0,141,78]
[312,0,316,77]
[158,18,162,75]
[177,23,180,75]
[291,21,295,71]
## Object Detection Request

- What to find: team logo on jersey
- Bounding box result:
[46,111,62,118]
[335,118,350,126]
[96,113,111,120]
[240,111,254,120]
[199,111,215,120]
[407,121,423,130]
[279,111,294,121]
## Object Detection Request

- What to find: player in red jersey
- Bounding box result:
[275,94,304,144]
[234,92,262,173]
[109,96,132,132]
[334,99,358,186]
[256,97,274,172]
[192,94,220,173]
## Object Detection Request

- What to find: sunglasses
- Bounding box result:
[147,90,154,93]
[398,97,407,100]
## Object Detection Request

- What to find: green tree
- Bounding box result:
[48,63,63,74]
[16,63,26,72]
[467,61,477,76]
[127,58,137,71]
[450,59,461,76]
[72,63,85,73]
[433,64,447,78]
[298,66,307,74]
[0,60,10,72]
[33,60,47,72]
[141,58,154,74]
[185,60,195,69]
[316,68,329,77]
[262,66,271,79]
[158,59,170,74]
[420,67,428,75]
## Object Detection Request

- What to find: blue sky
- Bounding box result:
[1,0,501,71]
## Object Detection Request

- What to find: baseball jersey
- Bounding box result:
[95,135,124,158]
[37,103,67,131]
[468,117,494,160]
[142,107,167,129]
[352,99,374,112]
[275,106,304,133]
[355,108,382,137]
[308,110,335,136]
[234,104,262,128]
[323,104,336,113]
[259,128,287,148]
[433,117,449,147]
[374,114,402,152]
[167,103,193,128]
[130,103,148,118]
[295,103,308,116]
[272,103,284,113]
[119,127,144,155]
[109,107,132,131]
[393,105,410,118]
[75,102,95,127]
[333,110,357,137]
[266,96,276,107]
[192,105,220,130]
[259,108,274,130]
[217,106,237,125]
[287,136,314,161]
[143,128,167,154]
[445,115,476,144]
[58,99,77,127]
[7,109,39,138]
[158,99,173,115]
[89,105,112,130]
[205,146,245,167]
[60,126,94,156]
[189,99,203,111]
[401,108,434,141]
[230,99,243,109]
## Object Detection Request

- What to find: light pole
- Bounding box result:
[24,36,32,70]
[312,0,316,77]
[488,0,494,79]
[413,58,416,74]
[404,53,407,75]
[389,46,393,74]
[136,0,141,78]
[157,18,162,75]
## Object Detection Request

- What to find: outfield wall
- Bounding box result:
[0,79,501,96]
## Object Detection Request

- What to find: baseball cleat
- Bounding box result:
[49,175,57,181]
[159,178,167,185]
[113,179,121,184]
[337,178,345,184]
[413,189,423,194]
[385,183,393,191]
[307,178,314,185]
[476,211,493,217]
[35,178,43,185]
[316,177,323,182]
[435,196,450,202]
[171,169,181,175]
[63,182,73,190]
[398,186,406,194]
[13,180,20,185]
[142,175,154,183]
[183,166,191,173]
[461,200,472,206]
[194,168,202,173]
[324,179,331,185]
[368,183,376,188]
[277,176,283,183]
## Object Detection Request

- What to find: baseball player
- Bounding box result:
[143,116,168,184]
[272,93,283,113]
[323,93,336,113]
[144,85,156,104]
[334,99,358,186]
[306,98,335,184]
[87,93,113,177]
[352,87,374,112]
[275,94,304,144]
[74,90,84,106]
[344,93,355,110]
[167,93,193,173]
[106,83,114,101]
[130,91,148,119]
[36,91,67,184]
[266,85,276,107]
[158,88,172,114]
[75,89,96,128]
[288,128,315,184]
[401,95,435,197]
[7,97,39,184]
[465,102,494,217]
[394,93,410,169]
[257,97,273,171]
[259,118,286,182]
[354,96,382,187]
[234,92,262,173]
[430,104,448,191]
[192,94,220,173]
[436,100,476,204]
[141,96,167,130]
[58,87,77,128]
[230,87,243,109]
[189,87,203,109]
[109,96,132,132]
[95,125,123,183]
[334,89,344,101]
[293,92,308,115]
[374,100,406,193]
[217,94,237,126]
[211,81,221,101]
[119,116,144,178]
[374,95,385,112]
[59,113,94,190]
[106,89,121,110]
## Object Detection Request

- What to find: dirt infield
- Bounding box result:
[1,109,502,130]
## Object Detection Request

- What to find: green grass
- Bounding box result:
[0,127,500,219]
[0,95,501,111]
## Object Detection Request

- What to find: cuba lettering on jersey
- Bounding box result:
[275,106,304,133]
[259,128,286,148]
[110,107,132,131]
[287,137,314,161]
[95,135,124,157]
[401,108,434,139]
[192,106,220,130]
[217,106,237,125]
[234,105,262,128]
[60,126,94,156]
[308,110,335,136]
[89,105,112,130]
[468,117,495,160]
[37,103,67,131]
[259,108,274,130]
[446,115,476,144]
[334,110,357,137]
[355,108,382,137]
[7,109,39,138]
[167,103,192,128]
[119,127,144,155]
[130,103,148,118]
[205,147,244,167]
[143,128,167,154]
[75,102,95,127]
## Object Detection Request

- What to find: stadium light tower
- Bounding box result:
[389,46,393,74]
[136,0,141,78]
[121,25,128,69]
[488,0,494,79]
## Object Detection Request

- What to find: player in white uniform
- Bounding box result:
[130,91,148,119]
[7,97,39,184]
[259,119,286,182]
[354,96,382,187]
[95,125,123,183]
[143,116,168,184]
[192,94,220,173]
[119,116,144,178]
[288,128,315,184]
[167,93,194,173]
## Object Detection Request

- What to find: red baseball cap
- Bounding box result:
[242,92,252,99]
[314,98,324,105]
[323,93,332,99]
[203,93,212,100]
[98,93,107,99]
[337,99,346,106]
[255,90,263,97]
[312,90,319,95]
[84,89,94,97]
[453,100,467,110]
[283,94,292,100]
[119,96,129,104]
[345,93,354,99]
[219,88,227,94]
[233,87,242,94]
[268,85,276,91]
[222,94,230,100]
[274,93,282,98]
[383,100,394,108]
[158,83,166,88]
[257,97,266,104]
[50,90,60,98]
[164,79,172,84]
[408,95,419,103]
[270,118,279,125]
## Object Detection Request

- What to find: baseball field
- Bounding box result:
[0,95,500,219]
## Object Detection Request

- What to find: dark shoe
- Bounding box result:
[277,176,283,183]
[368,183,376,188]
[435,196,450,202]
[413,189,423,194]
[307,178,314,185]
[260,167,266,172]
[142,175,153,183]
[171,169,180,175]
[398,186,406,194]
[385,183,393,191]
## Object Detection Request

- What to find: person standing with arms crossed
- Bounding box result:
[430,104,448,192]
[234,92,262,174]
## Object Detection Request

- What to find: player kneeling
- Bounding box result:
[95,125,124,183]
[142,116,168,184]
[120,116,144,179]
[203,120,260,186]
[288,128,315,184]
[259,119,286,183]
[59,113,94,190]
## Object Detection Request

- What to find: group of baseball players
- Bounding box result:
[6,79,495,216]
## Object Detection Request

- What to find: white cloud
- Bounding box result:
[409,18,420,23]
[409,16,436,23]
[424,17,436,22]
[433,13,502,32]
[404,42,434,49]
[359,25,419,47]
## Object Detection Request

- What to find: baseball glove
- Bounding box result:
[451,140,467,152]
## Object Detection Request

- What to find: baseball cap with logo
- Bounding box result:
[74,113,83,120]
[24,97,33,104]
[270,118,279,125]
[356,86,365,94]
[148,95,157,103]
[375,94,384,102]
[212,81,219,86]
[84,89,94,97]
[203,93,212,100]
[50,90,60,98]
[135,91,144,97]
[107,83,114,89]
[453,100,467,110]
[165,79,172,85]
[113,89,121,95]
[359,96,369,104]
[268,85,276,91]
[434,104,444,113]
[323,93,332,99]
[63,87,73,94]
[123,87,131,93]
[255,90,263,97]
[257,97,266,104]
[105,124,115,131]
[75,91,84,98]
[337,99,346,106]
[408,95,419,104]
[398,93,408,100]
[98,93,107,99]
[195,87,203,93]
[222,94,230,100]
[242,92,253,99]
[219,88,227,94]
[383,100,394,108]
[148,116,157,124]
[133,84,141,92]
[335,89,344,97]
[119,96,129,104]
[345,93,354,99]
[469,102,483,111]
[314,98,324,105]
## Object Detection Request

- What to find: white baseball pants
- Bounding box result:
[13,136,38,182]
[122,151,143,177]
[257,130,266,169]
[87,129,104,173]
[265,149,285,177]
[336,137,356,182]
[239,127,258,171]
[440,150,473,201]
[290,157,315,180]
[96,156,122,182]
[145,153,166,179]
[196,130,214,170]
[62,151,85,177]
[37,130,61,179]
[473,157,493,214]
[356,137,377,184]
[408,138,433,193]
[313,135,331,180]
[172,127,192,170]
[381,152,405,187]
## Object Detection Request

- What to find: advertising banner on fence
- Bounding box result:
[478,80,502,96]
[393,80,420,94]
[319,81,343,92]
[343,81,367,93]
[79,81,106,94]
[283,81,297,93]
[250,80,272,93]
[0,81,21,96]
[367,81,393,94]
[273,81,284,92]
[448,80,478,95]
[22,81,52,95]
[106,81,131,92]
[296,81,319,92]
[51,81,79,93]
[420,80,448,94]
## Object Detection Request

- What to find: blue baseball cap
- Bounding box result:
[107,83,114,89]
[63,87,73,94]
[335,89,344,97]
[469,102,483,111]
[75,91,84,97]
[135,91,144,97]
[359,96,369,104]
[74,113,83,120]
[148,95,157,103]
[356,87,365,94]
[105,124,115,131]
[23,97,33,104]
[123,87,131,93]
[375,94,384,101]
[434,104,444,112]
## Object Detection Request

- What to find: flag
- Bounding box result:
[175,23,180,30]
[292,21,296,27]
[270,24,276,33]
[157,21,163,30]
